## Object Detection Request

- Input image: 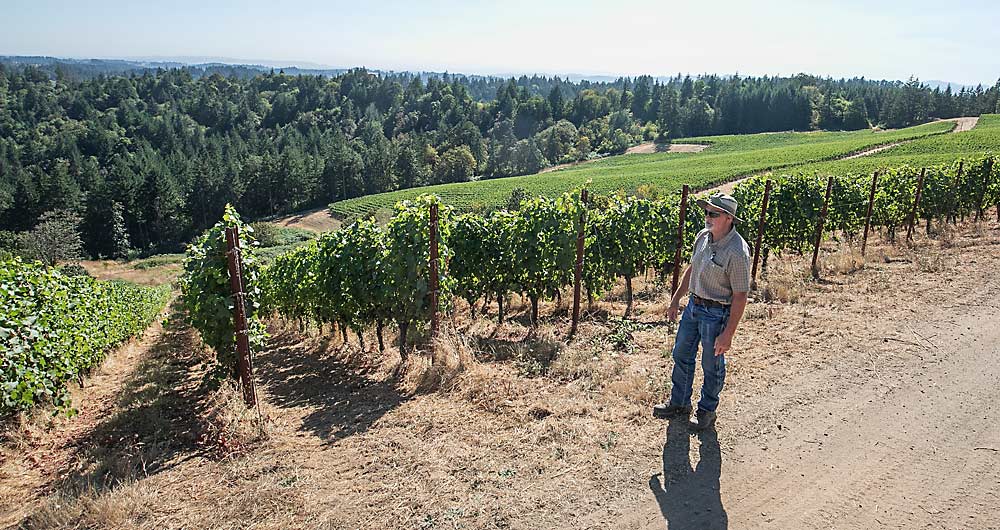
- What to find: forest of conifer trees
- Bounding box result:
[1,60,997,257]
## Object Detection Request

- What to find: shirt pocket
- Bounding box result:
[705,259,728,288]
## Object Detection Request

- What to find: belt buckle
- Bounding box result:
[695,295,720,308]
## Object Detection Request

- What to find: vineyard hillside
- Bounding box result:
[329,121,954,218]
[3,118,999,530]
[791,113,1000,175]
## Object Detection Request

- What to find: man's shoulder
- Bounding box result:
[728,228,752,257]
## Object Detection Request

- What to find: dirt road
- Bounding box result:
[625,143,709,155]
[623,244,1000,529]
[270,206,342,233]
[949,116,979,133]
[840,141,905,160]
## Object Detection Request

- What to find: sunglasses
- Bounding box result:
[704,210,724,218]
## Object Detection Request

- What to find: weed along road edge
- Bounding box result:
[625,241,1000,529]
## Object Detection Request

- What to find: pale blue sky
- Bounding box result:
[3,0,998,85]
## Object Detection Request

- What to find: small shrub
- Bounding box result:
[57,263,91,277]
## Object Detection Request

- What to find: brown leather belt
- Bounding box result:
[691,294,728,309]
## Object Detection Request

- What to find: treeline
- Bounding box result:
[2,62,998,256]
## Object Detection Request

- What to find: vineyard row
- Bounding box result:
[1,260,171,416]
[180,154,999,377]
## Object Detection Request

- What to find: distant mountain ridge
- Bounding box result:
[0,55,351,77]
[0,55,983,90]
[924,79,977,91]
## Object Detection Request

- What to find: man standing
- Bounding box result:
[653,193,751,431]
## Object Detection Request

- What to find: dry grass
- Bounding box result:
[2,303,284,529]
[549,345,601,382]
[742,302,775,320]
[759,257,809,303]
[819,245,865,276]
[198,381,270,457]
[408,326,479,393]
[22,451,310,530]
[934,221,960,248]
[79,259,180,286]
[969,219,991,239]
[643,296,672,319]
[445,363,526,414]
[603,364,657,405]
[0,408,58,452]
[23,486,147,530]
[269,207,342,233]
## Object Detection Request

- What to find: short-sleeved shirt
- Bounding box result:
[689,227,752,305]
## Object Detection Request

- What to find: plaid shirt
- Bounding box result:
[689,227,751,305]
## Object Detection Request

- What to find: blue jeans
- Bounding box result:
[669,302,729,413]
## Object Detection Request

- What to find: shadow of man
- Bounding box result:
[648,417,728,530]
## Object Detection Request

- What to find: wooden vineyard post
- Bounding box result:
[993,157,1000,222]
[670,185,690,297]
[571,189,588,337]
[994,159,1000,223]
[429,202,440,355]
[224,226,257,408]
[861,170,879,256]
[750,179,772,290]
[811,176,834,280]
[976,157,994,221]
[906,168,926,241]
[951,161,964,224]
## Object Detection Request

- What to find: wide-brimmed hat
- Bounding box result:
[695,192,743,223]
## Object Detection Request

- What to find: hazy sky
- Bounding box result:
[3,0,998,85]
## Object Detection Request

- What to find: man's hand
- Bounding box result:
[714,330,733,356]
[667,302,679,323]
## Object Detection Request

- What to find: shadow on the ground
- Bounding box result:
[648,417,728,530]
[255,327,407,443]
[34,304,210,503]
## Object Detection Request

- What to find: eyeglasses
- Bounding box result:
[704,211,723,218]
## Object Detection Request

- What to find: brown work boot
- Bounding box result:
[692,409,717,431]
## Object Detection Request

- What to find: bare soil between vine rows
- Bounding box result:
[2,216,1000,529]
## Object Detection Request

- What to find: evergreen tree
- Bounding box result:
[548,85,565,121]
[108,201,131,259]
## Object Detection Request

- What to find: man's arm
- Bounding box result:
[667,265,692,322]
[714,291,747,356]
